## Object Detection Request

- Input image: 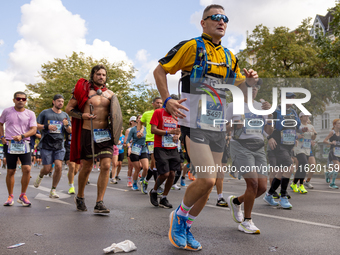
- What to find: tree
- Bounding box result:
[237,19,336,115]
[25,52,159,128]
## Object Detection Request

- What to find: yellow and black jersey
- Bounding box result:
[159,33,245,85]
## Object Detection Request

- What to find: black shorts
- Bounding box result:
[118,152,124,162]
[6,147,31,169]
[80,129,113,161]
[154,147,181,175]
[181,126,225,153]
[130,152,148,162]
[184,151,190,163]
[179,150,184,163]
[329,149,340,162]
[64,149,70,161]
[273,144,293,167]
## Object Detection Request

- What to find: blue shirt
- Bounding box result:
[126,126,147,153]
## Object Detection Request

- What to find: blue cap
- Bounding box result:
[286,92,296,98]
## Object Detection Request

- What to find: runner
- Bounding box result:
[138,97,163,192]
[111,128,124,184]
[125,114,148,192]
[263,92,304,209]
[0,91,37,206]
[305,140,317,189]
[66,64,115,213]
[323,118,340,189]
[149,94,181,208]
[290,112,317,194]
[153,4,257,250]
[65,132,80,194]
[33,94,72,198]
[124,116,137,187]
[227,82,273,234]
[29,130,40,167]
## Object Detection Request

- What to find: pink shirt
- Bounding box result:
[0,107,37,141]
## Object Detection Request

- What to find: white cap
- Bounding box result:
[129,116,137,122]
[299,112,311,118]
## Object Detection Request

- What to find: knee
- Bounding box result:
[257,183,267,196]
[197,178,215,190]
[247,179,259,193]
[101,162,111,171]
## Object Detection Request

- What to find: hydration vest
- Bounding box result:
[190,37,237,84]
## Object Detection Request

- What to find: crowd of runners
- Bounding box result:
[0,4,339,252]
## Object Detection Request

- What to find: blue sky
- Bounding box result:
[0,0,337,112]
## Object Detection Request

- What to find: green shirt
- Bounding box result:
[141,109,155,142]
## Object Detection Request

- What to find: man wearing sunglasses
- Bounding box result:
[34,94,72,199]
[153,4,260,251]
[0,91,37,207]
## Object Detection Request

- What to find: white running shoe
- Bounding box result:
[238,219,260,234]
[33,175,43,188]
[171,184,181,190]
[304,181,314,189]
[49,189,60,198]
[228,195,243,223]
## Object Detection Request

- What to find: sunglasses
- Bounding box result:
[15,97,27,101]
[204,14,229,23]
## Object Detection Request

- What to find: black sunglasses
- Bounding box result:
[204,14,229,23]
[15,97,27,101]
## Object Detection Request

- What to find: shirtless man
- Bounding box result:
[66,65,115,213]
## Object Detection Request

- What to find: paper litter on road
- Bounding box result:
[7,243,25,249]
[103,240,137,253]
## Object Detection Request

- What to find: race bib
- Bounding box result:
[302,139,311,149]
[244,113,264,135]
[37,151,41,156]
[197,100,223,131]
[93,129,111,143]
[8,140,29,154]
[334,147,340,157]
[147,142,154,154]
[281,129,296,145]
[162,135,177,148]
[49,120,63,134]
[117,144,123,150]
[131,144,142,156]
[0,146,3,154]
[177,140,182,152]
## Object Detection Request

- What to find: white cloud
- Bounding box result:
[0,0,133,111]
[135,49,149,63]
[0,39,4,46]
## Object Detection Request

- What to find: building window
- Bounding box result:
[322,113,329,129]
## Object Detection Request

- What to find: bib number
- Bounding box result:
[147,142,154,154]
[162,135,177,148]
[334,147,340,157]
[197,100,223,131]
[131,144,142,156]
[49,120,63,134]
[93,129,111,143]
[281,130,296,145]
[8,141,29,154]
[302,139,311,149]
[244,115,263,135]
[117,144,123,150]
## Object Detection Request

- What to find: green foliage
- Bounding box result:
[25,52,159,128]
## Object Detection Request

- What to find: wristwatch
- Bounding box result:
[21,134,25,139]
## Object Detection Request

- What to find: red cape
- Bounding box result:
[69,78,108,163]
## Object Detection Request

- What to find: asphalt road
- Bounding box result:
[0,165,339,255]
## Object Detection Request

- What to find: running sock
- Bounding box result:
[128,176,132,182]
[187,214,197,228]
[331,171,338,185]
[299,178,304,185]
[140,176,145,182]
[20,193,25,197]
[176,200,193,218]
[153,170,158,181]
[181,176,185,180]
[9,194,14,198]
[52,186,56,190]
[162,195,167,199]
[146,168,153,181]
[69,183,74,188]
[133,180,137,185]
[268,178,281,195]
[293,178,299,185]
[39,174,44,178]
[218,193,223,200]
[233,197,241,205]
[244,218,251,221]
[280,177,290,197]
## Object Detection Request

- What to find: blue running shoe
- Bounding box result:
[329,183,339,189]
[180,178,186,187]
[185,226,202,251]
[263,193,278,206]
[279,196,292,209]
[131,183,138,191]
[168,208,187,249]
